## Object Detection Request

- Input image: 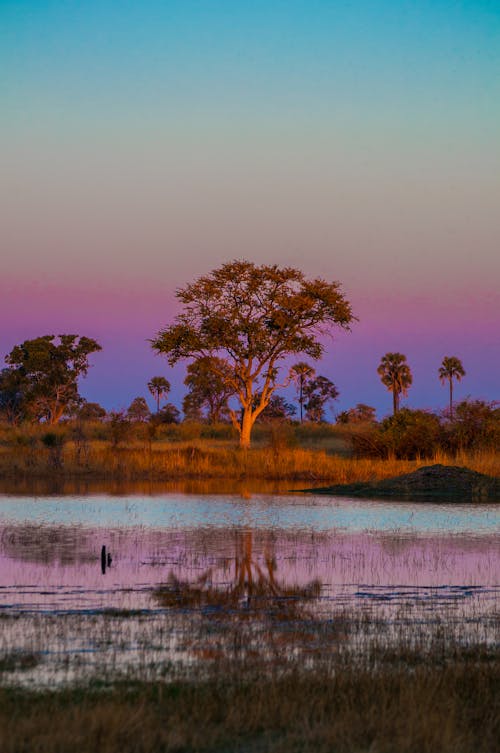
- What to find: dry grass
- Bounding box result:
[0,433,498,483]
[0,651,498,753]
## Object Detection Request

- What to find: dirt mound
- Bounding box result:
[304,464,500,501]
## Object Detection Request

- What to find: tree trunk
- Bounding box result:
[239,408,254,449]
[449,377,453,420]
[393,389,399,415]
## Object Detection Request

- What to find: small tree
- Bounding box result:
[290,362,316,423]
[303,375,339,422]
[256,393,297,423]
[377,352,412,415]
[127,396,151,422]
[147,376,171,414]
[151,261,354,448]
[5,335,101,424]
[182,356,235,423]
[439,356,465,419]
[337,403,376,424]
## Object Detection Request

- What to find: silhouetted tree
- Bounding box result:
[182,356,235,423]
[257,393,297,423]
[0,368,26,424]
[303,376,339,422]
[151,261,354,448]
[337,403,376,424]
[290,362,315,423]
[127,396,151,422]
[377,352,412,415]
[147,376,171,413]
[439,356,465,419]
[77,400,107,421]
[5,335,101,424]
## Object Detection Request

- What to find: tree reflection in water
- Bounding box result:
[154,530,321,621]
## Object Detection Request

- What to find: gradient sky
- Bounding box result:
[1,0,499,416]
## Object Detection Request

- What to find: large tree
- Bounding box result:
[5,335,101,424]
[377,352,412,415]
[438,356,465,419]
[151,260,354,448]
[182,356,235,423]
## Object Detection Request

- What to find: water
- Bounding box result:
[0,491,498,686]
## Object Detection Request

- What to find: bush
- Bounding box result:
[445,400,500,451]
[352,409,443,459]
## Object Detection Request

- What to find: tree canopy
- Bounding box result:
[4,335,101,424]
[377,352,412,415]
[439,356,465,419]
[151,260,354,447]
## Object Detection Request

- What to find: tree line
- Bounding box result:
[0,261,495,451]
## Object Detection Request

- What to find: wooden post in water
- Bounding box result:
[101,545,107,574]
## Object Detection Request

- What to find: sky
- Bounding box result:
[1,0,499,417]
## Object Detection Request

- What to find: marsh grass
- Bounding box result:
[0,647,498,753]
[0,428,498,483]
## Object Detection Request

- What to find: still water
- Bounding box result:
[0,491,498,686]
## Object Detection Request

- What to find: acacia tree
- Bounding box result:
[303,375,339,422]
[439,356,465,419]
[377,352,412,415]
[147,376,171,413]
[5,335,101,424]
[290,362,315,423]
[151,260,354,448]
[182,356,235,423]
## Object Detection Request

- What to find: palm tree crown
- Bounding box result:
[147,376,171,413]
[377,352,412,415]
[290,362,316,423]
[439,356,465,419]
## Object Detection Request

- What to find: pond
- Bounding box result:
[0,490,498,686]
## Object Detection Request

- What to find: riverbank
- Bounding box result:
[0,435,499,485]
[1,645,497,753]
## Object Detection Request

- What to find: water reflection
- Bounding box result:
[0,492,498,686]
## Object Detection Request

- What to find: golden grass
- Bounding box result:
[0,437,499,483]
[0,652,498,753]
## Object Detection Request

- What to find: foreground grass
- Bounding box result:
[1,656,498,753]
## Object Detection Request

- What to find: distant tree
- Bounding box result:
[303,376,339,422]
[151,260,354,448]
[0,367,26,424]
[257,393,297,423]
[147,376,171,414]
[290,362,316,423]
[77,400,107,421]
[107,411,132,448]
[377,352,412,415]
[439,356,465,419]
[446,399,500,451]
[182,356,235,423]
[127,396,151,422]
[154,403,181,425]
[4,335,101,424]
[337,403,376,424]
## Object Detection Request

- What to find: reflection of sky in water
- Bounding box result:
[0,493,498,687]
[0,494,499,534]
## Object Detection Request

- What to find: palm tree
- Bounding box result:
[377,352,412,415]
[290,362,315,422]
[147,376,171,413]
[439,356,465,419]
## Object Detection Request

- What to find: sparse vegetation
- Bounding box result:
[0,648,497,753]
